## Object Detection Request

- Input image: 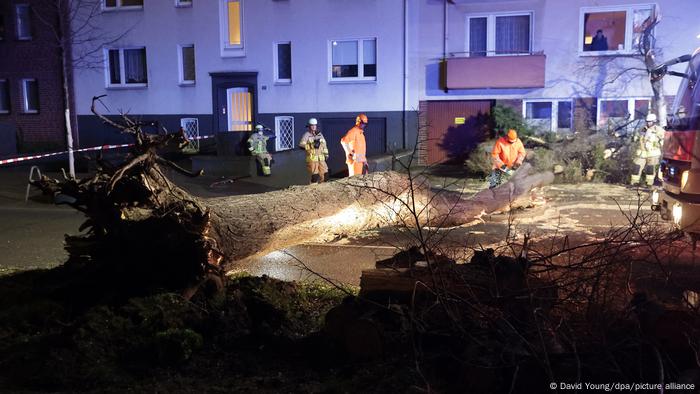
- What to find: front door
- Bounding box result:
[211,72,257,156]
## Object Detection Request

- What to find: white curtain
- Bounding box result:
[495,15,530,55]
[124,48,147,83]
[469,17,487,57]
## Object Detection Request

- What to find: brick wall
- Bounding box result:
[0,0,69,154]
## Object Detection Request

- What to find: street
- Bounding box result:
[0,164,658,284]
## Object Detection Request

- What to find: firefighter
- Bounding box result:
[299,118,330,183]
[341,113,369,177]
[248,124,272,176]
[630,113,665,186]
[489,129,526,189]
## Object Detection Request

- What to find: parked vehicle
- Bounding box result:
[651,49,700,242]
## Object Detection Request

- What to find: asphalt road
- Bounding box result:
[0,165,662,284]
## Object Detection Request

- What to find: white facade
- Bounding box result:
[72,0,408,117]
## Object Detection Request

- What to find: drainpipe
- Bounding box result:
[443,0,448,59]
[402,0,408,149]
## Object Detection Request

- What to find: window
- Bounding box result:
[0,14,6,40]
[274,42,292,83]
[103,0,143,10]
[523,100,572,132]
[219,0,244,57]
[274,116,294,151]
[330,38,376,81]
[15,5,31,40]
[466,12,532,57]
[21,79,38,113]
[580,5,655,54]
[175,0,192,7]
[178,45,195,85]
[105,48,148,88]
[597,98,651,131]
[180,118,199,153]
[0,80,9,114]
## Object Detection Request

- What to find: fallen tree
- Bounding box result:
[32,97,553,297]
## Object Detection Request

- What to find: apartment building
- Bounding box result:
[412,0,699,164]
[0,0,71,157]
[72,0,416,175]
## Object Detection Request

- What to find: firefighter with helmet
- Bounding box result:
[299,118,330,183]
[341,114,369,177]
[248,124,273,176]
[489,129,526,189]
[630,113,665,186]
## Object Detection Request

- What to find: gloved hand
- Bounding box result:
[499,165,508,173]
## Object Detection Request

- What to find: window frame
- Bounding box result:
[103,47,148,89]
[219,0,245,57]
[596,97,652,130]
[0,79,9,114]
[20,78,38,114]
[274,116,294,151]
[178,44,196,86]
[15,4,31,41]
[522,99,573,132]
[175,0,192,8]
[578,4,655,56]
[465,11,534,57]
[328,37,377,83]
[102,0,144,11]
[273,41,292,85]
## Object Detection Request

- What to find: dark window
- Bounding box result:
[276,43,291,80]
[121,0,143,6]
[105,0,117,7]
[363,39,376,77]
[182,45,195,82]
[469,17,487,57]
[108,49,121,84]
[526,102,552,119]
[557,101,573,129]
[0,14,5,40]
[16,5,31,40]
[0,80,9,113]
[634,99,650,120]
[22,79,38,113]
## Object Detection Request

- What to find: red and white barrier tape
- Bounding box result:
[0,134,215,166]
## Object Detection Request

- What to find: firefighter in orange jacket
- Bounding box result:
[341,114,369,176]
[489,129,526,189]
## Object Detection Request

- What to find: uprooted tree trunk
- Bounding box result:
[32,97,553,298]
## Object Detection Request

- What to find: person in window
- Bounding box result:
[590,29,609,51]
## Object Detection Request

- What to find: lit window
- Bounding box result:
[274,42,291,83]
[175,0,192,7]
[330,38,376,81]
[467,13,532,57]
[103,0,143,10]
[523,100,573,132]
[105,48,148,88]
[15,5,31,40]
[219,0,244,57]
[581,5,655,54]
[21,79,38,113]
[0,80,9,113]
[179,45,195,85]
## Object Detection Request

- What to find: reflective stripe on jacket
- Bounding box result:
[299,131,329,162]
[635,125,664,159]
[491,137,526,169]
[248,133,269,155]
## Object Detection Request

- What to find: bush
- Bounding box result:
[491,104,533,138]
[464,140,495,177]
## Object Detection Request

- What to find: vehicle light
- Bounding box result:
[652,190,660,205]
[673,203,683,225]
[681,170,690,189]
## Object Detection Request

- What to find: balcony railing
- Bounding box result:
[443,51,546,90]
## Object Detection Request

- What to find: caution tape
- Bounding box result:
[0,134,216,166]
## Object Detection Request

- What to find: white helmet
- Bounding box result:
[646,113,657,122]
[308,118,318,126]
[255,124,264,131]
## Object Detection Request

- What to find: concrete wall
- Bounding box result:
[411,0,700,104]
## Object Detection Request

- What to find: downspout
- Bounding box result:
[402,0,408,149]
[442,0,449,93]
[443,0,448,59]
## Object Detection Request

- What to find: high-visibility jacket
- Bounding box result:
[299,131,329,162]
[491,137,526,169]
[341,126,367,164]
[248,133,269,155]
[634,125,664,159]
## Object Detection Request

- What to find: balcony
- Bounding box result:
[443,52,546,90]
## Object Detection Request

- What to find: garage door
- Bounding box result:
[426,100,492,165]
